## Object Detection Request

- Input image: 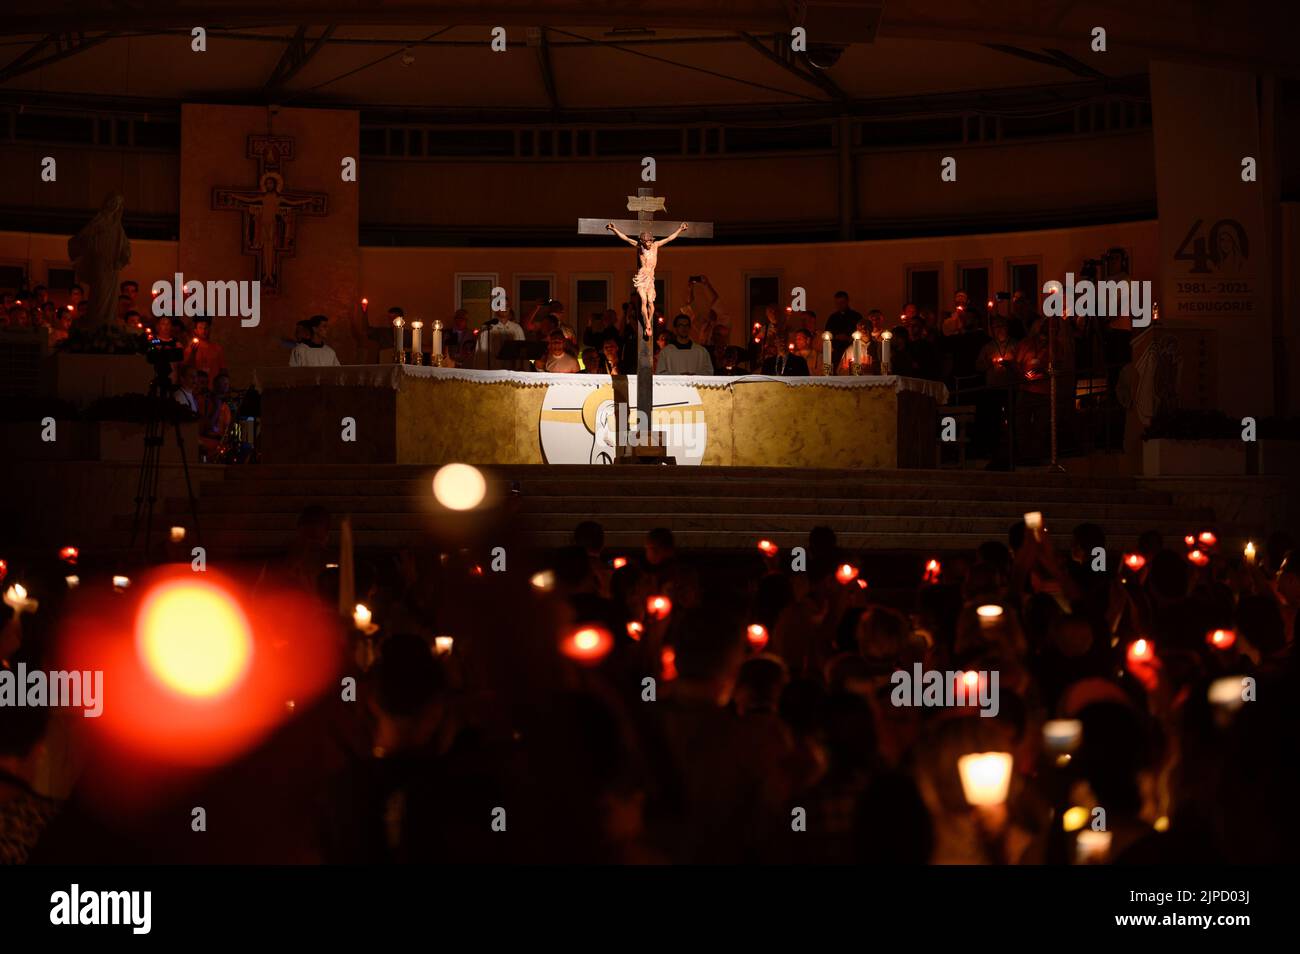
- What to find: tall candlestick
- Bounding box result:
[392,317,405,353]
[851,330,863,364]
[411,320,423,355]
[821,331,832,373]
[432,319,444,360]
[881,331,892,374]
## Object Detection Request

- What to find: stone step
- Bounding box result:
[188,494,1211,521]
[215,464,1146,490]
[197,479,1173,506]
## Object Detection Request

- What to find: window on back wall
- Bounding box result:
[571,274,613,341]
[515,275,556,320]
[1006,258,1042,308]
[905,264,941,319]
[0,263,27,294]
[955,261,991,310]
[455,273,498,327]
[744,273,782,337]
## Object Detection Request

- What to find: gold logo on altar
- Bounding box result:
[538,382,707,465]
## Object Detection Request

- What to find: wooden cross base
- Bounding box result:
[618,444,675,465]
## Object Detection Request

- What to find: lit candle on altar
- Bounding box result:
[821,331,832,369]
[434,636,454,655]
[410,320,423,355]
[392,316,405,352]
[747,623,769,651]
[432,319,443,358]
[957,752,1013,807]
[880,331,892,372]
[851,330,864,365]
[1244,541,1256,565]
[169,526,186,543]
[976,604,1003,628]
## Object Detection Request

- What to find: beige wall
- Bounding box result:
[2,217,1162,385]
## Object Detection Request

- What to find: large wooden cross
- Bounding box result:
[213,134,328,293]
[579,186,712,461]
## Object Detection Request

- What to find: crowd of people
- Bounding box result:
[2,509,1296,864]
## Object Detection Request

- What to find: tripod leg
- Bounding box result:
[172,421,203,548]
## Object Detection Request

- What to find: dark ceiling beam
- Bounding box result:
[264,24,337,91]
[738,32,849,103]
[0,32,112,84]
[1043,47,1105,80]
[983,43,1102,80]
[532,27,560,111]
[0,3,877,38]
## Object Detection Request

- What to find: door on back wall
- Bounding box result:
[745,272,782,342]
[571,273,613,343]
[905,263,941,322]
[455,273,499,327]
[1006,259,1041,309]
[515,274,557,328]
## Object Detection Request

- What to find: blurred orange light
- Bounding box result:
[626,620,643,641]
[923,559,942,584]
[1198,531,1218,547]
[0,559,7,582]
[1123,553,1146,571]
[136,579,253,698]
[1184,535,1196,547]
[59,545,79,564]
[611,556,628,570]
[661,647,678,681]
[646,595,672,620]
[757,539,778,557]
[1207,628,1236,649]
[836,563,859,584]
[561,626,613,664]
[1127,639,1152,663]
[1188,549,1210,567]
[747,623,768,651]
[856,578,868,590]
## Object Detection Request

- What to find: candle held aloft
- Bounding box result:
[957,752,1013,807]
[1244,541,1256,565]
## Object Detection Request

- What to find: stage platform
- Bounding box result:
[253,365,949,469]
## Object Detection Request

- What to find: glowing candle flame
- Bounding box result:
[626,621,643,641]
[1184,535,1195,547]
[661,647,678,681]
[1198,531,1217,547]
[611,557,628,570]
[757,539,778,557]
[59,545,79,564]
[112,575,131,592]
[976,604,1003,627]
[1123,552,1146,571]
[747,623,769,651]
[1244,542,1256,565]
[530,570,555,591]
[835,563,859,584]
[923,559,941,584]
[434,636,454,655]
[957,752,1013,807]
[560,626,613,664]
[1207,628,1236,650]
[1126,638,1152,663]
[646,595,672,620]
[169,526,186,543]
[1042,718,1082,753]
[1188,549,1209,567]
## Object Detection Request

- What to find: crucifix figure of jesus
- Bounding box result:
[578,185,712,461]
[606,221,688,339]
